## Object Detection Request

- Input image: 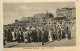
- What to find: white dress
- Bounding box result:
[12,32,16,40]
[71,24,76,38]
[72,24,75,30]
[48,31,53,41]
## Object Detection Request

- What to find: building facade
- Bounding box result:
[56,7,76,18]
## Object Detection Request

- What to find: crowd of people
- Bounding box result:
[3,23,74,46]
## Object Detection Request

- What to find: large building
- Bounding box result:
[56,7,76,18]
[3,12,55,28]
[33,12,54,26]
[33,13,46,23]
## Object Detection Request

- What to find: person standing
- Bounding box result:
[54,25,57,40]
[4,29,7,38]
[67,27,71,40]
[58,25,62,40]
[14,28,17,41]
[41,28,45,45]
[27,29,31,43]
[7,28,12,42]
[32,29,37,42]
[71,23,75,38]
[3,29,6,48]
[48,28,53,42]
[36,28,41,42]
[29,30,33,42]
[45,28,48,42]
[21,28,24,42]
[17,26,22,43]
[56,26,60,41]
[62,27,66,39]
[17,28,21,43]
[11,29,15,41]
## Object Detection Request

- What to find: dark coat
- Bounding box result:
[17,31,21,42]
[41,30,46,43]
[32,30,37,42]
[67,28,71,39]
[21,31,24,42]
[7,29,12,42]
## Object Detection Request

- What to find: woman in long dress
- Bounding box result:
[21,28,24,42]
[48,29,53,42]
[71,23,76,38]
[11,31,16,41]
[17,28,21,43]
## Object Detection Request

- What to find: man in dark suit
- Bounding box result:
[7,28,12,42]
[27,30,30,43]
[67,27,71,40]
[41,28,46,45]
[17,29,21,43]
[21,28,24,42]
[36,28,41,42]
[45,28,48,42]
[56,26,61,41]
[32,29,37,42]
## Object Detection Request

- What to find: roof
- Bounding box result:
[54,17,66,20]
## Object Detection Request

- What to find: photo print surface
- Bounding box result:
[3,2,76,48]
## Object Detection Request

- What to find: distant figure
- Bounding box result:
[62,27,66,39]
[60,26,63,40]
[57,27,61,41]
[71,23,75,38]
[11,30,16,41]
[23,30,28,43]
[41,28,45,45]
[3,29,6,48]
[45,28,48,42]
[27,29,31,43]
[67,27,71,40]
[56,27,59,41]
[32,29,37,42]
[65,26,69,38]
[17,28,21,43]
[36,28,41,42]
[14,28,17,41]
[53,25,57,40]
[7,28,12,42]
[21,28,24,42]
[48,28,53,42]
[72,23,75,30]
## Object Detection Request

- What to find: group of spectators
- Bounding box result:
[3,23,72,46]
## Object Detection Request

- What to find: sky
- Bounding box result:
[3,2,75,25]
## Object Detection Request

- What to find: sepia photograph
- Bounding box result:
[3,2,76,48]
